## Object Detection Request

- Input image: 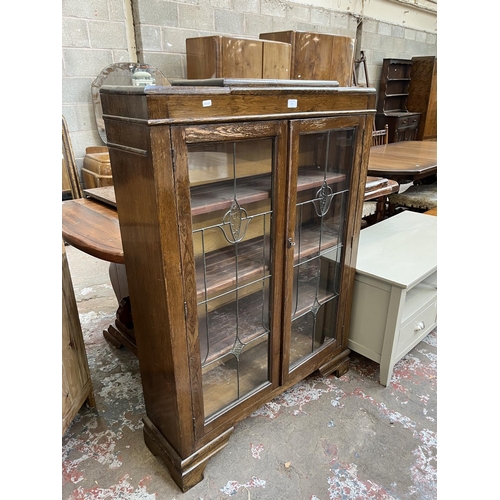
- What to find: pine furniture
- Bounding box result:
[62,241,95,434]
[348,211,437,386]
[72,80,376,491]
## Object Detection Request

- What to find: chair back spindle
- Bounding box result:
[371,124,389,147]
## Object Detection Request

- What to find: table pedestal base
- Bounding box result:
[103,296,138,356]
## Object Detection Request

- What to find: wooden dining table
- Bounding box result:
[62,189,123,264]
[367,140,437,183]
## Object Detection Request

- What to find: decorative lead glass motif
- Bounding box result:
[231,336,245,360]
[310,298,321,316]
[221,198,250,244]
[313,180,334,217]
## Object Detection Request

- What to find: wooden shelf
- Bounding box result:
[296,167,346,192]
[200,288,270,367]
[202,338,270,419]
[291,276,338,320]
[191,167,345,216]
[378,59,413,117]
[196,218,342,300]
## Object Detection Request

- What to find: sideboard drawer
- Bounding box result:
[376,113,421,143]
[397,299,437,360]
[408,114,420,127]
[396,114,420,129]
[398,116,409,127]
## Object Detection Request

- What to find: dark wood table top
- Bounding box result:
[63,175,397,264]
[62,197,124,264]
[367,141,437,182]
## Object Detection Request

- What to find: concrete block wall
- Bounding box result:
[358,17,437,90]
[62,0,134,174]
[62,0,437,183]
[133,0,357,80]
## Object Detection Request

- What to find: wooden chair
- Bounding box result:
[62,116,83,200]
[371,124,389,147]
[361,176,399,226]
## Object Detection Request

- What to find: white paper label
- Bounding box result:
[288,99,298,108]
[202,100,212,107]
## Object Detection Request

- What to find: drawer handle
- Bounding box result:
[414,321,425,332]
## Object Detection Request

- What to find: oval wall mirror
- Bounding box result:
[92,62,170,143]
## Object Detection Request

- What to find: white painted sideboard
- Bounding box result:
[348,211,437,386]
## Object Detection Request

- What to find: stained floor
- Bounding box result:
[62,244,437,500]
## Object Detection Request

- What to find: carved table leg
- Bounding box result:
[104,263,138,355]
[103,296,138,356]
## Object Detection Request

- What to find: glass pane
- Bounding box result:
[188,138,274,421]
[289,128,355,372]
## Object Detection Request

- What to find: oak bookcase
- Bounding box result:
[100,80,376,491]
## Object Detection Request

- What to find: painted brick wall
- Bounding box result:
[61,0,437,182]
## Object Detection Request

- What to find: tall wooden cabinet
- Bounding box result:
[375,58,421,143]
[259,30,355,86]
[100,80,375,491]
[408,56,437,141]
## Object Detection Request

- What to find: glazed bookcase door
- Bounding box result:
[283,116,364,380]
[171,121,287,425]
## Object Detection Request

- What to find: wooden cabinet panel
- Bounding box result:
[62,242,95,435]
[100,81,375,491]
[408,56,437,141]
[376,58,429,143]
[377,58,412,114]
[186,36,291,80]
[376,113,421,143]
[348,212,437,386]
[260,30,355,86]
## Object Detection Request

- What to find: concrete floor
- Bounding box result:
[62,243,437,500]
